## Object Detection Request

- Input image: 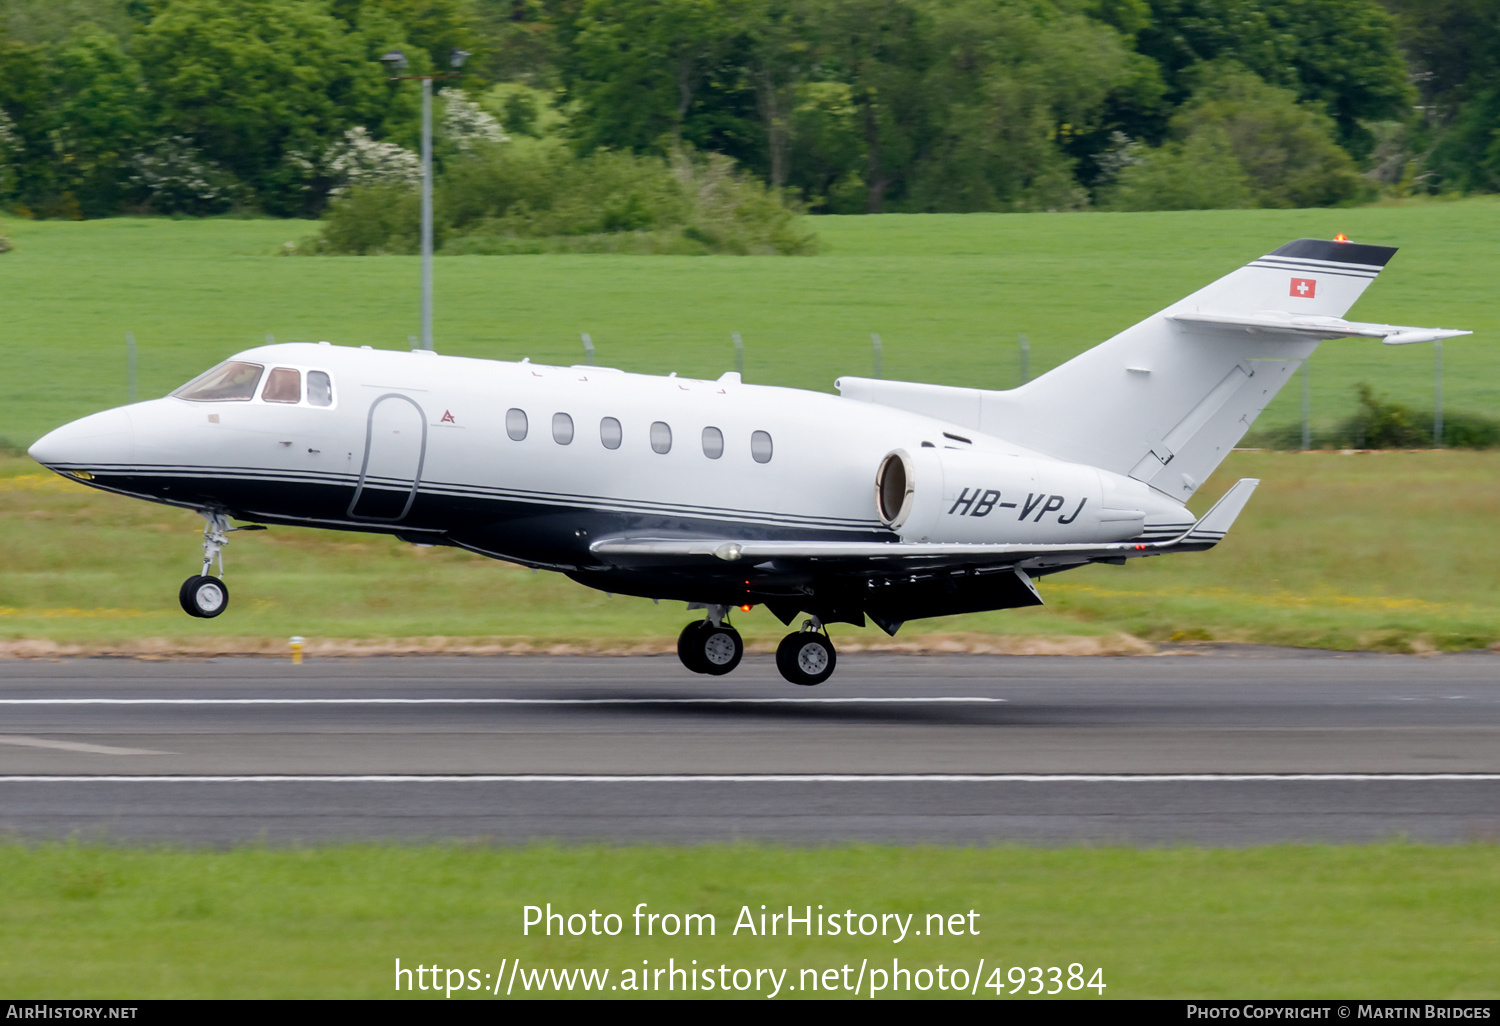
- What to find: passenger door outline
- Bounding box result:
[347,393,428,522]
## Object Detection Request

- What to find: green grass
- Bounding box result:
[0,200,1496,452]
[2,842,1495,998]
[2,449,1497,653]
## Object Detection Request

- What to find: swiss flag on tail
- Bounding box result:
[1290,277,1317,298]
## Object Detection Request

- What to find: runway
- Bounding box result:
[1,651,1497,844]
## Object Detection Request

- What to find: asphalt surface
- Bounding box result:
[1,651,1497,844]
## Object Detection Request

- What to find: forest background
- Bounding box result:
[0,0,1497,236]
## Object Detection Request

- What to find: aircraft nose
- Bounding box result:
[28,407,136,469]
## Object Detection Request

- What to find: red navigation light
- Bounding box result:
[739,604,753,613]
[1334,233,1349,243]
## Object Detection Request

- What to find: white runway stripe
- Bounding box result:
[0,735,168,756]
[3,773,1498,783]
[0,696,1005,706]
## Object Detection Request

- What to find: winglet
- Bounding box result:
[1184,478,1259,545]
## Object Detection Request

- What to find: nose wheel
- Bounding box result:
[677,609,743,676]
[776,621,837,686]
[179,511,261,619]
[180,574,229,618]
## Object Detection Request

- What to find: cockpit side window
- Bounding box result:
[173,361,265,402]
[262,367,301,403]
[306,371,333,407]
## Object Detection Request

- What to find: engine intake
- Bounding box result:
[875,451,913,527]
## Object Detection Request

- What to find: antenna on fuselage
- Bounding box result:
[732,332,744,377]
[582,332,594,366]
[872,333,883,379]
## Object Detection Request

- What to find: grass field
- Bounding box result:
[0,200,1496,451]
[2,842,1495,998]
[2,448,1497,653]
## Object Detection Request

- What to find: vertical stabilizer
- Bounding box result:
[840,238,1400,500]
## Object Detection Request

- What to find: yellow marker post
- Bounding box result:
[289,636,305,665]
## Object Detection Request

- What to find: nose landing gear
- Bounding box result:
[776,619,837,687]
[676,605,744,676]
[179,511,262,619]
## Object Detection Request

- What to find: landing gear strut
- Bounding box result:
[776,619,836,686]
[677,605,743,676]
[178,511,261,619]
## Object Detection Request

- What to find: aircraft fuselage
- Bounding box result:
[30,341,1189,614]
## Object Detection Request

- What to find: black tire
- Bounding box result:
[776,631,836,686]
[179,575,205,617]
[183,575,229,618]
[698,626,743,676]
[677,621,709,673]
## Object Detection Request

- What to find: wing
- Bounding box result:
[591,478,1259,571]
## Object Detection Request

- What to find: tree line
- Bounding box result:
[0,0,1495,220]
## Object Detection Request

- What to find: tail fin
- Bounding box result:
[838,238,1465,500]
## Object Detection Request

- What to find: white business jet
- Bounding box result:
[29,237,1467,685]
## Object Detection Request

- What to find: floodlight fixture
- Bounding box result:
[380,49,407,77]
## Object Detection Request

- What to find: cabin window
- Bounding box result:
[172,361,264,402]
[751,430,773,464]
[262,367,301,403]
[650,421,672,454]
[306,371,333,407]
[552,412,574,445]
[506,408,528,440]
[701,426,724,459]
[600,417,622,450]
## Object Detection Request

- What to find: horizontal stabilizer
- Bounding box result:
[1170,310,1471,345]
[591,479,1260,568]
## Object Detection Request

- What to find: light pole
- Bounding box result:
[381,48,469,352]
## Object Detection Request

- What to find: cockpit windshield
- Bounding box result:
[173,361,265,402]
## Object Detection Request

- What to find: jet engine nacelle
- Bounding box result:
[875,447,1149,544]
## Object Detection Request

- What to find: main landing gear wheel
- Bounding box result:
[776,624,836,687]
[676,620,744,676]
[179,575,229,618]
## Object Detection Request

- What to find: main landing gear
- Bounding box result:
[676,607,839,686]
[775,620,837,687]
[179,511,262,619]
[677,607,744,676]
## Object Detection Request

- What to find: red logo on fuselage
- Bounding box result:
[440,410,456,424]
[1290,277,1317,298]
